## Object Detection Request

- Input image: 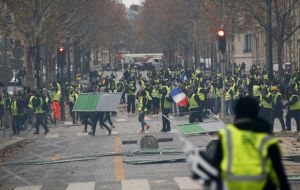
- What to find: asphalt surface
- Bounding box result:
[1,105,300,189]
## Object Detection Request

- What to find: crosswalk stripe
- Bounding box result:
[174,177,202,189]
[66,182,95,190]
[122,179,150,190]
[76,133,89,136]
[45,134,59,138]
[15,185,42,190]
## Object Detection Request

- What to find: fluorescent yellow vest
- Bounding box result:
[161,97,171,109]
[289,95,300,110]
[189,94,199,109]
[259,94,272,109]
[197,88,205,101]
[253,85,260,97]
[28,96,35,109]
[11,100,18,116]
[138,97,147,112]
[53,91,61,101]
[219,125,280,190]
[35,98,45,114]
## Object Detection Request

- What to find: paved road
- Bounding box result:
[1,109,300,190]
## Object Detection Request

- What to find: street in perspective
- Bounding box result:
[1,0,300,190]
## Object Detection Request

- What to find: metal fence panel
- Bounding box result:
[73,92,122,112]
[96,92,122,111]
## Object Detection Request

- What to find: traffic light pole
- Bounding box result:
[220,53,226,118]
[57,47,66,121]
[60,60,65,121]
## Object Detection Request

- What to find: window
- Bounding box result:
[244,34,252,53]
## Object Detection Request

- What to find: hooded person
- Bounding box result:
[189,97,290,190]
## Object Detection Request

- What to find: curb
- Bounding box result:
[0,137,27,156]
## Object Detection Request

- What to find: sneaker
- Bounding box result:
[88,132,95,136]
[138,129,145,133]
[146,125,150,131]
[33,131,39,135]
[44,130,49,135]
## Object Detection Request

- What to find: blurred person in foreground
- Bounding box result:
[187,97,290,190]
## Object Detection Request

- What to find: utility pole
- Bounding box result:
[220,0,226,118]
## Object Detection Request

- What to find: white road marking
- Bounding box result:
[76,133,89,136]
[122,179,150,190]
[174,177,202,189]
[116,118,126,122]
[66,182,95,190]
[64,121,73,125]
[45,134,59,138]
[15,185,43,190]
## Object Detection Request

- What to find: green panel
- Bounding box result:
[177,123,205,135]
[73,93,101,111]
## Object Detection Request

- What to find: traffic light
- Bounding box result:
[57,46,65,65]
[217,29,226,54]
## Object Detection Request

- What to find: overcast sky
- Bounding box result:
[122,0,143,7]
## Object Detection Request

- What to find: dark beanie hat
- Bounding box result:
[233,96,259,119]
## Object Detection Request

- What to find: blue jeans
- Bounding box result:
[138,112,147,130]
[226,100,233,115]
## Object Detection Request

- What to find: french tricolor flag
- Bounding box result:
[169,87,188,107]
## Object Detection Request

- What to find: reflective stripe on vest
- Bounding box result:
[289,94,300,110]
[260,94,272,109]
[225,88,232,101]
[219,125,280,190]
[28,96,35,109]
[189,94,199,109]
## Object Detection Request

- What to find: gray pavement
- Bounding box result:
[0,110,300,190]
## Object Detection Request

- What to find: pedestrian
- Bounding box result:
[80,112,93,133]
[52,82,61,121]
[126,80,136,116]
[259,86,273,125]
[161,88,172,132]
[33,92,49,135]
[10,91,25,135]
[271,86,286,131]
[137,90,150,133]
[24,89,36,129]
[189,97,290,190]
[188,88,203,123]
[89,112,112,136]
[285,87,300,131]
